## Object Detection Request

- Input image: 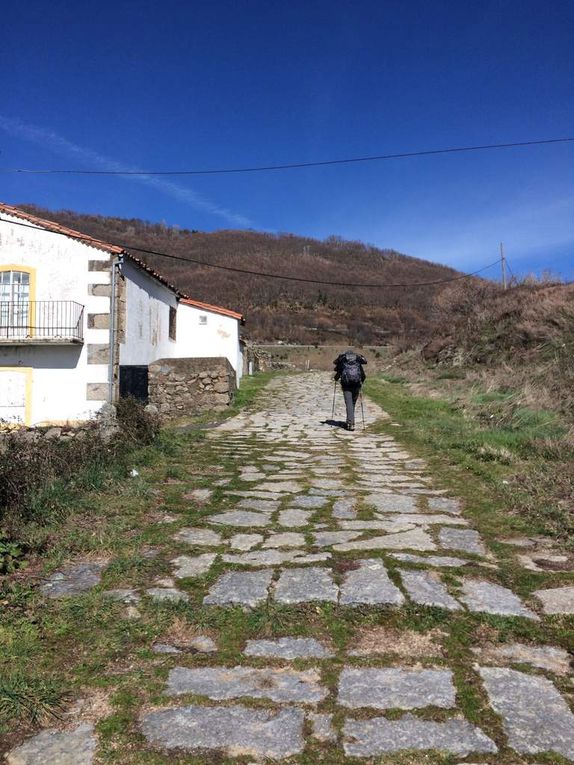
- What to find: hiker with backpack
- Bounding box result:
[333,350,367,431]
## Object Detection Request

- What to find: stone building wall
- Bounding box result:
[148,357,236,419]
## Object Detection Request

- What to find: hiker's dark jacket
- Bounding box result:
[333,352,367,389]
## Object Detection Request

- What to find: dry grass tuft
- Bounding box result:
[349,626,446,657]
[162,617,216,649]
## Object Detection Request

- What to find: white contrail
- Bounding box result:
[0,115,253,227]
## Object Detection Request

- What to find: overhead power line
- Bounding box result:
[0,214,500,288]
[1,137,573,176]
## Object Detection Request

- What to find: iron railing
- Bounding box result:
[0,301,85,342]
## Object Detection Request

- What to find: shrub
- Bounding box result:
[116,396,160,445]
[0,400,159,550]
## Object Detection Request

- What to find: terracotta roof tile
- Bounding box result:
[0,202,124,255]
[180,296,244,322]
[0,202,244,321]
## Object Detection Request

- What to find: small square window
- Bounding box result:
[199,315,207,326]
[169,306,177,340]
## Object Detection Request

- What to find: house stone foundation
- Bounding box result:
[148,357,236,419]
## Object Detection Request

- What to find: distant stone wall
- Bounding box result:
[253,344,390,372]
[148,357,236,419]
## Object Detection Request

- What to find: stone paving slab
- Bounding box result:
[460,579,539,620]
[343,715,497,757]
[309,487,349,497]
[374,512,468,527]
[103,588,141,604]
[166,665,327,703]
[204,570,272,607]
[390,552,471,567]
[364,493,418,512]
[278,508,311,527]
[338,519,417,533]
[472,642,572,675]
[533,585,574,614]
[225,490,289,500]
[517,551,571,572]
[171,553,216,578]
[428,496,462,514]
[338,667,456,709]
[140,704,305,759]
[308,712,337,742]
[334,527,436,552]
[479,666,574,759]
[332,497,357,519]
[238,498,280,512]
[340,559,404,606]
[173,527,222,546]
[207,510,273,527]
[439,527,486,555]
[40,561,107,599]
[311,479,346,490]
[256,480,303,493]
[145,587,190,603]
[5,724,96,765]
[399,569,462,611]
[274,567,338,603]
[229,533,263,550]
[313,530,363,546]
[262,532,306,548]
[244,637,333,659]
[290,495,328,508]
[222,550,330,566]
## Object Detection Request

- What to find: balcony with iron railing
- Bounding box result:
[0,301,85,344]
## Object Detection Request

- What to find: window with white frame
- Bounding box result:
[0,270,31,333]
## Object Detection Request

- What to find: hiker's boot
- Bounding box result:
[348,423,355,431]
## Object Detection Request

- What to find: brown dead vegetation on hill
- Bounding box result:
[421,278,574,417]
[18,204,460,345]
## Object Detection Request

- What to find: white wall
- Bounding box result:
[175,303,243,384]
[118,259,178,365]
[0,212,110,425]
[0,346,103,424]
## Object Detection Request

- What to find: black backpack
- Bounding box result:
[340,352,363,386]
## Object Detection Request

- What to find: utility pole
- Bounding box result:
[500,242,507,289]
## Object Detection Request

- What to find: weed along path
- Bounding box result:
[5,371,574,764]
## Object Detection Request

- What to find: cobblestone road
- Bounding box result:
[10,372,574,764]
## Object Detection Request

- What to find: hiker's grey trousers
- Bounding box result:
[342,385,361,426]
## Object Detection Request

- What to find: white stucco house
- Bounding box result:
[0,203,244,426]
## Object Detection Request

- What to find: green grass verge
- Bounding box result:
[364,374,574,547]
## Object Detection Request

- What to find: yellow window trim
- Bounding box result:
[0,366,33,427]
[0,264,37,334]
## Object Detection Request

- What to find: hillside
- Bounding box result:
[421,277,574,416]
[19,205,462,344]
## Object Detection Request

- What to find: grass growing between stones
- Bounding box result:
[3,370,573,764]
[0,373,275,753]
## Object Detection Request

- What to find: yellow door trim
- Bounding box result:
[0,366,33,426]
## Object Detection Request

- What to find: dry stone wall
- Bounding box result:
[148,357,236,419]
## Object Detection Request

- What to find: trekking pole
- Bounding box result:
[331,380,337,419]
[359,389,366,430]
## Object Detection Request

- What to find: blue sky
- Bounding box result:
[1,0,573,280]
